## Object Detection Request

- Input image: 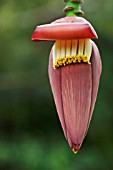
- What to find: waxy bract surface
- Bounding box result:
[49,41,102,152]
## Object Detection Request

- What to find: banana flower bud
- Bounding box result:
[32,15,102,153]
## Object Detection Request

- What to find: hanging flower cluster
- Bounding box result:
[32,0,102,153]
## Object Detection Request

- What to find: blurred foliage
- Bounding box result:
[0,0,113,169]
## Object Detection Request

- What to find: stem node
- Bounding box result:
[64,0,84,17]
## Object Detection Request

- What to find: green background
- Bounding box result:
[0,0,113,169]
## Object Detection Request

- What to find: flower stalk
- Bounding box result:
[64,0,84,16]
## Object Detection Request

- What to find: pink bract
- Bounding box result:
[32,17,97,41]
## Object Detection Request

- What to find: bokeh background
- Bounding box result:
[0,0,113,169]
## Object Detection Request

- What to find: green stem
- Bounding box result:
[64,0,84,17]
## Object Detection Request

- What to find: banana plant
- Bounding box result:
[32,0,102,153]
